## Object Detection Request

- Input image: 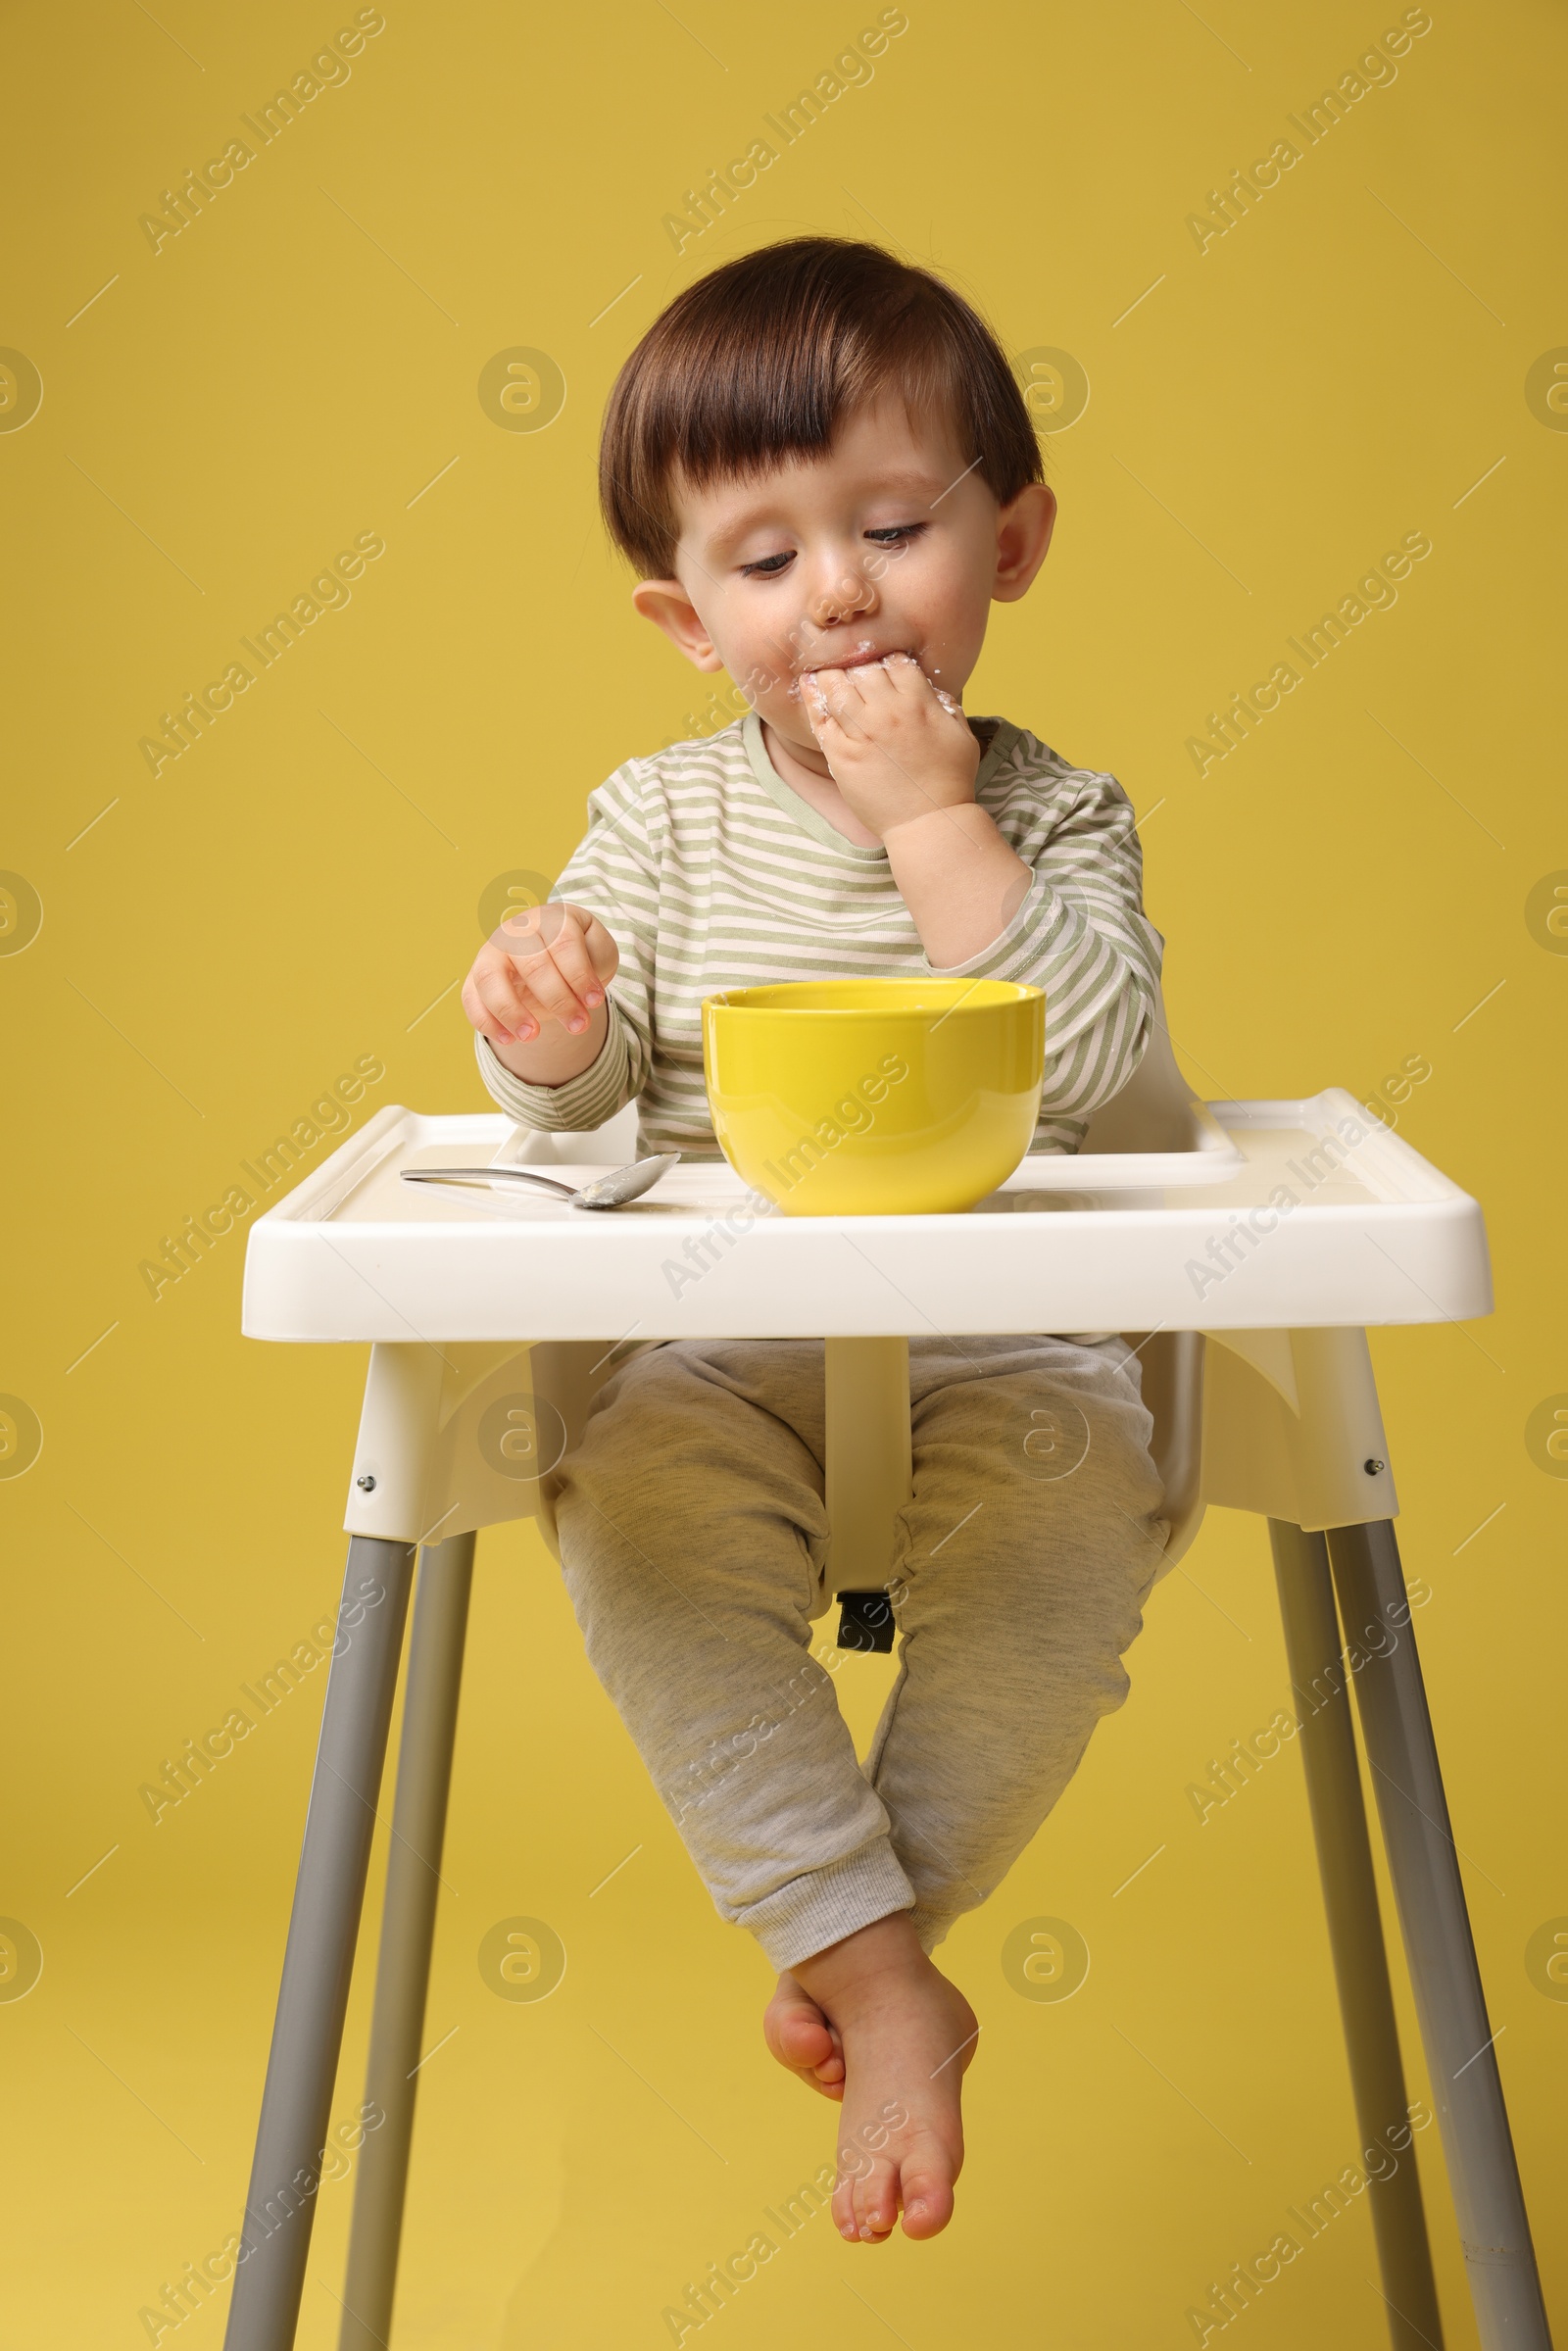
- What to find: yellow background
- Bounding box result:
[4,0,1564,2343]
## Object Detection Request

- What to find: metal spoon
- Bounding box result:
[399,1152,680,1210]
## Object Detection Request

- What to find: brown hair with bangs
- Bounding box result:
[599,237,1043,578]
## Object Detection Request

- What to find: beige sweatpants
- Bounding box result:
[552,1335,1167,1972]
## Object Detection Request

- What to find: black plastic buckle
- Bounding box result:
[835,1590,897,1653]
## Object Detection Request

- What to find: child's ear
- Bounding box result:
[992,484,1057,605]
[629,579,726,671]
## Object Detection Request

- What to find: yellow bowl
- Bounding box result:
[702,978,1046,1216]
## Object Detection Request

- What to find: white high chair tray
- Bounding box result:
[242,1091,1490,1344]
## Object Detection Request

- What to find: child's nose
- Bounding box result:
[808,568,877,628]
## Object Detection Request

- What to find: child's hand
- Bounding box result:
[801,653,981,838]
[463,900,618,1047]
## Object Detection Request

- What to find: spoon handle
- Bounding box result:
[400,1166,577,1199]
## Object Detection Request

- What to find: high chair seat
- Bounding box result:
[221,991,1549,2351]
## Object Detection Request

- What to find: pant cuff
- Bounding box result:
[740,1837,916,1972]
[907,1901,956,1956]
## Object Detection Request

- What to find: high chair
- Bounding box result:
[222,995,1552,2351]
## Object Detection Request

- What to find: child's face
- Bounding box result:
[631,391,1055,759]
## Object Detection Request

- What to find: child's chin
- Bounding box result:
[759,705,821,751]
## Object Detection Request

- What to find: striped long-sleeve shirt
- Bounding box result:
[475,710,1160,1160]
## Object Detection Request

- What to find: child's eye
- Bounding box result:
[864,524,927,546]
[739,551,794,577]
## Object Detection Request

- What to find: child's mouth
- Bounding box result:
[834,643,909,671]
[785,644,964,718]
[786,642,912,699]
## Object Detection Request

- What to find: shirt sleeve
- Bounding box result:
[923,750,1161,1139]
[473,759,660,1133]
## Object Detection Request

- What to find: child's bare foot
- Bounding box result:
[791,1911,978,2244]
[762,1972,846,2099]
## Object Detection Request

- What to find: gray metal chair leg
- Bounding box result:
[1327,1521,1553,2351]
[224,1536,417,2351]
[337,1533,475,2351]
[1269,1522,1445,2351]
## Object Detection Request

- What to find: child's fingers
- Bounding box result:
[571,906,621,984]
[806,664,864,714]
[802,669,864,743]
[854,653,943,715]
[466,940,561,1042]
[461,975,500,1041]
[503,942,598,1036]
[465,905,619,1046]
[514,903,612,1004]
[479,907,584,1027]
[880,651,934,699]
[464,966,537,1044]
[799,670,833,738]
[811,656,963,742]
[882,653,965,720]
[539,912,610,1014]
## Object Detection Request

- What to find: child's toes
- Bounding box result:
[833,2164,895,2243]
[854,2164,899,2242]
[832,2172,859,2240]
[776,2009,830,2066]
[898,2159,956,2241]
[762,1984,843,2097]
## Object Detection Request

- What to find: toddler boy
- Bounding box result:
[462,238,1167,2249]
